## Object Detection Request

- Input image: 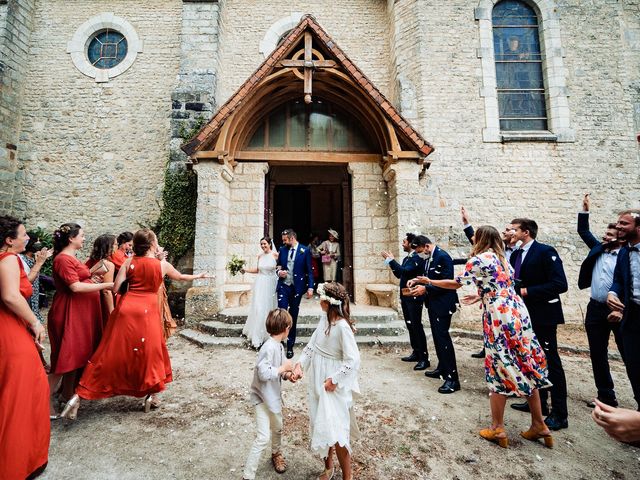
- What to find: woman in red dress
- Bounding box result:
[47,224,114,416]
[0,216,50,479]
[61,229,207,418]
[85,234,117,327]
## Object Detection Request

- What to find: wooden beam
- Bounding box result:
[235,151,382,163]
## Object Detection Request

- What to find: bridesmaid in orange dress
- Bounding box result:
[85,234,117,327]
[61,229,208,419]
[47,224,114,416]
[0,216,50,480]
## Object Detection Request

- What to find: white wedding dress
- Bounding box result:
[242,253,278,348]
[298,313,361,457]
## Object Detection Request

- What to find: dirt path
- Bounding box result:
[43,335,640,479]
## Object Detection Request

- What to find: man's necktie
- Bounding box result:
[288,248,295,261]
[513,249,523,279]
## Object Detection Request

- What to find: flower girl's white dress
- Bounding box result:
[298,313,360,456]
[242,253,277,348]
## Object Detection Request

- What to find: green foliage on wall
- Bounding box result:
[27,227,53,276]
[155,165,198,263]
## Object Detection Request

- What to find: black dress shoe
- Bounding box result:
[413,360,430,371]
[586,397,618,408]
[286,349,294,359]
[401,352,419,362]
[438,379,461,394]
[471,348,486,359]
[544,414,568,431]
[424,369,442,379]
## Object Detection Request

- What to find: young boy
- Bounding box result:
[243,308,295,479]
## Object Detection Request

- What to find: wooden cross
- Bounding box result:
[278,32,336,104]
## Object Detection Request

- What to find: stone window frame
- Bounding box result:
[475,0,575,143]
[259,12,304,58]
[67,13,143,83]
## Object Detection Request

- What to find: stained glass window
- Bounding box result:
[493,1,547,131]
[87,29,128,70]
[246,99,372,151]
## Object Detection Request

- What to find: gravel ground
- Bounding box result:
[42,333,640,480]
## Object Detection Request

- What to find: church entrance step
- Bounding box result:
[215,303,398,325]
[198,320,407,338]
[179,328,412,349]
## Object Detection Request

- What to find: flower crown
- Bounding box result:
[317,283,342,306]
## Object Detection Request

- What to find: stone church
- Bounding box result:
[1,0,638,323]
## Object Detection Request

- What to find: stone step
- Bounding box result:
[179,328,412,349]
[216,305,398,325]
[199,320,407,338]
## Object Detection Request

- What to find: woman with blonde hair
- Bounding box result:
[410,225,552,448]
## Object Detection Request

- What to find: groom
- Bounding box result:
[277,228,314,358]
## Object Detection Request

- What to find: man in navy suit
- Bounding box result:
[409,238,460,394]
[509,218,569,430]
[577,194,624,407]
[607,209,640,408]
[382,233,429,370]
[277,228,314,358]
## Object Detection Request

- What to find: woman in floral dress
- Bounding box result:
[411,225,553,448]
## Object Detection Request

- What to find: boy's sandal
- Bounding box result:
[272,452,287,474]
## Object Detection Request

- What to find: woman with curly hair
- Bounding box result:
[47,223,113,417]
[292,282,359,480]
[0,215,49,479]
[409,225,553,449]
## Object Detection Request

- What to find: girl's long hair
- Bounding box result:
[53,223,82,257]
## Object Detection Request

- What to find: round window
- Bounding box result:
[87,29,128,69]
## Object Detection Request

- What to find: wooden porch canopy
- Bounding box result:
[181,15,434,170]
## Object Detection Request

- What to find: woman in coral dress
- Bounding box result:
[0,216,50,480]
[410,225,553,449]
[61,229,207,419]
[47,224,114,416]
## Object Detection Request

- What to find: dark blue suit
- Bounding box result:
[610,244,640,406]
[511,240,568,418]
[423,246,459,381]
[277,243,314,350]
[388,253,428,361]
[577,212,624,404]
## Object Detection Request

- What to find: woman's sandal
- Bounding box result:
[271,452,287,474]
[520,426,554,448]
[143,394,161,413]
[59,394,80,422]
[479,426,508,448]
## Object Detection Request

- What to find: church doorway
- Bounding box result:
[267,164,353,298]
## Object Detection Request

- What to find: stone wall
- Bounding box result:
[0,0,36,212]
[15,0,182,238]
[388,0,640,321]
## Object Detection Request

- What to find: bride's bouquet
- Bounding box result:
[226,254,246,276]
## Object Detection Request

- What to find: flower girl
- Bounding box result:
[293,282,360,480]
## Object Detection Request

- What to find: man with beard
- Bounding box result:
[509,218,569,430]
[577,194,625,408]
[382,233,430,370]
[607,209,640,409]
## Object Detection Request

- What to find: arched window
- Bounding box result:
[476,0,574,142]
[492,1,546,131]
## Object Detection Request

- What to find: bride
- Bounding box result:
[241,236,278,348]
